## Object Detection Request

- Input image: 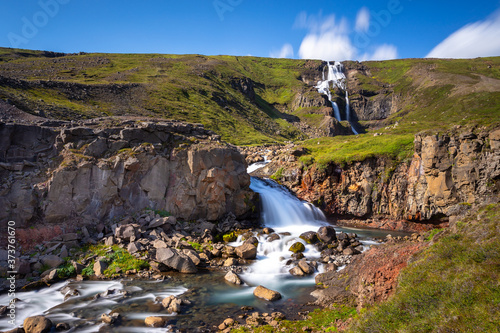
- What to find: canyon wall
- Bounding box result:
[0,119,255,228]
[252,129,500,229]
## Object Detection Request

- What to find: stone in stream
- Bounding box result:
[298,259,315,275]
[289,242,305,253]
[243,236,259,247]
[235,243,257,259]
[156,247,197,273]
[55,322,70,331]
[289,266,305,276]
[266,233,280,242]
[23,315,52,333]
[253,285,282,301]
[162,295,182,313]
[317,226,337,243]
[225,270,243,285]
[145,316,167,327]
[299,231,319,244]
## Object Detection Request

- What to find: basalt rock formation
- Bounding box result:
[251,129,500,230]
[0,118,255,229]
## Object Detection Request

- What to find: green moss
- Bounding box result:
[270,167,284,181]
[223,231,237,243]
[289,242,305,253]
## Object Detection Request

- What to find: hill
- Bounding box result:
[0,48,499,154]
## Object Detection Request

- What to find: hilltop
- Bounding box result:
[1,47,499,153]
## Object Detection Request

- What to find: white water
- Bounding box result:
[316,61,360,135]
[0,280,186,332]
[316,61,345,121]
[345,91,359,135]
[233,177,328,294]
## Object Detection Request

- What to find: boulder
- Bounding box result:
[156,248,197,273]
[148,216,176,230]
[299,231,319,244]
[145,316,166,327]
[182,249,201,266]
[298,259,315,275]
[127,242,142,254]
[243,236,259,247]
[161,295,182,313]
[41,255,63,268]
[23,316,52,333]
[235,243,257,259]
[225,271,243,285]
[114,224,140,241]
[100,313,115,324]
[289,242,305,253]
[289,266,305,276]
[266,233,280,242]
[317,226,337,243]
[253,285,282,301]
[93,260,108,277]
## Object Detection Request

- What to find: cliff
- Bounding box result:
[0,118,255,228]
[251,128,500,230]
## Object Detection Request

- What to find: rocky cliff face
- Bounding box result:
[0,118,254,228]
[252,129,500,229]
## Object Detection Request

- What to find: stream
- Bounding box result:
[0,165,407,332]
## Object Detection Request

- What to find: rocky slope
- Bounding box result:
[250,128,500,231]
[0,117,255,231]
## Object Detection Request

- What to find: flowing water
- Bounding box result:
[316,61,359,135]
[0,163,403,332]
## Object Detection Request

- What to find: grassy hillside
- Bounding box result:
[350,203,500,333]
[299,57,500,166]
[0,48,499,153]
[0,48,321,145]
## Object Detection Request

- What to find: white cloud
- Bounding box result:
[270,43,294,58]
[361,44,398,61]
[296,12,398,61]
[427,10,500,58]
[355,7,370,32]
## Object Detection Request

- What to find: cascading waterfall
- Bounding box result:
[345,91,359,135]
[316,61,358,135]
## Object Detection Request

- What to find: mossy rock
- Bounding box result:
[289,242,306,253]
[223,232,237,243]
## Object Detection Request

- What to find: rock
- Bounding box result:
[289,242,305,253]
[225,271,243,285]
[298,260,315,275]
[127,242,142,254]
[223,257,238,267]
[235,243,257,259]
[145,316,166,327]
[23,316,52,333]
[71,261,84,274]
[262,227,274,234]
[300,231,319,244]
[182,249,201,266]
[266,233,280,242]
[243,236,259,247]
[115,224,140,241]
[253,285,282,301]
[101,313,115,324]
[41,255,63,268]
[93,260,108,277]
[61,233,79,242]
[289,266,305,276]
[317,226,337,243]
[55,322,70,331]
[148,216,176,230]
[104,236,115,246]
[161,296,182,313]
[156,248,197,273]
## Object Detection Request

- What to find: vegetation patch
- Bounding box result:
[349,203,500,332]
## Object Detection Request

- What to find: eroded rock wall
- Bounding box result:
[258,129,500,227]
[0,119,254,227]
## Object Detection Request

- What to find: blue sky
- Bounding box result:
[1,0,500,60]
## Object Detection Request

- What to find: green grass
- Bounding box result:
[349,203,500,333]
[231,306,357,333]
[300,133,414,167]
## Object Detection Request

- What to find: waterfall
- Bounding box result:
[249,177,326,228]
[316,61,344,121]
[316,61,359,135]
[345,91,359,135]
